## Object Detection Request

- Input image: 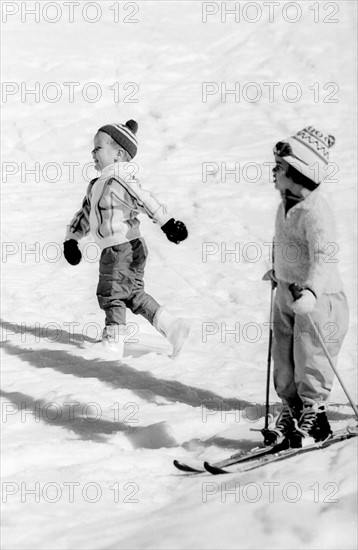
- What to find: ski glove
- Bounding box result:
[63,239,82,265]
[161,218,188,244]
[291,289,316,315]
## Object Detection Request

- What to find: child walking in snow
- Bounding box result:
[265,125,349,446]
[63,120,190,358]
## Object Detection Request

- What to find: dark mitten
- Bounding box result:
[161,218,188,244]
[63,239,82,265]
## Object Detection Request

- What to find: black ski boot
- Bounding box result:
[263,404,298,447]
[294,403,333,445]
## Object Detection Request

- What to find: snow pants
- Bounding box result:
[272,282,349,408]
[97,238,160,326]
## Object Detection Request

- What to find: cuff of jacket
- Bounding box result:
[152,206,171,227]
[65,226,81,242]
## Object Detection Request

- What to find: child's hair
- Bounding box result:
[286,164,318,191]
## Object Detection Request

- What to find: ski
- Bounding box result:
[203,428,357,475]
[173,442,284,474]
[174,427,357,475]
[173,460,206,473]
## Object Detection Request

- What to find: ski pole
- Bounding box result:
[289,283,358,420]
[263,280,276,431]
[256,269,277,444]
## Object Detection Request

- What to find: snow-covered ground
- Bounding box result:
[1,1,357,549]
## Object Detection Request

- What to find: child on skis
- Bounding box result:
[264,125,349,446]
[63,120,190,358]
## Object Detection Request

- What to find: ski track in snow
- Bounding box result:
[1,2,357,549]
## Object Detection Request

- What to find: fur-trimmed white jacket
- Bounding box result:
[274,187,343,298]
[66,163,171,250]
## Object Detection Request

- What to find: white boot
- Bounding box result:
[153,307,192,357]
[101,324,128,358]
[85,324,126,358]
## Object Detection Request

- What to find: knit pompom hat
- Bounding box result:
[98,120,138,158]
[274,126,335,186]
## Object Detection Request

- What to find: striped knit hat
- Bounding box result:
[277,126,335,185]
[98,120,138,158]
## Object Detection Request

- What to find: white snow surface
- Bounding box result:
[1,1,357,549]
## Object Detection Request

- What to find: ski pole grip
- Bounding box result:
[289,283,302,301]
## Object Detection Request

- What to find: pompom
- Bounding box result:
[327,134,335,148]
[126,120,138,134]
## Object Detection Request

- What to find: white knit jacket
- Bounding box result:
[274,187,343,298]
[66,163,171,250]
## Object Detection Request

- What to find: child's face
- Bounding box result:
[273,154,297,194]
[92,132,125,171]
